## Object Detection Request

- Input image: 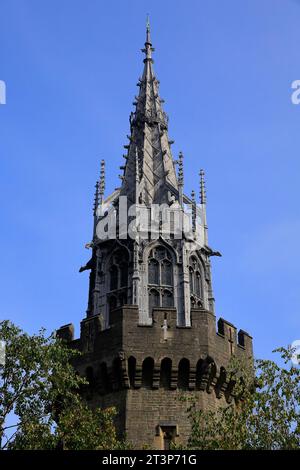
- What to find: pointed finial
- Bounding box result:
[99,159,105,204]
[146,14,151,44]
[191,190,196,232]
[135,147,140,184]
[142,15,154,61]
[200,169,206,204]
[135,146,140,205]
[178,151,184,186]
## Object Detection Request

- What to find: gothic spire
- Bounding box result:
[120,21,179,205]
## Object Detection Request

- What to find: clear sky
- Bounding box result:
[0,0,299,360]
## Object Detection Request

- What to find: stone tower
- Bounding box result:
[57,22,253,450]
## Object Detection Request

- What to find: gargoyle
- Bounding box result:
[79,257,95,273]
[201,246,222,257]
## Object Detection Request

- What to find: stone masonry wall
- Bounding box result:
[57,306,252,449]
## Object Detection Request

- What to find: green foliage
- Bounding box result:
[10,403,127,450]
[184,348,300,450]
[0,320,127,450]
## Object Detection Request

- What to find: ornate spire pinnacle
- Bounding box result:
[93,181,99,217]
[191,190,196,232]
[99,159,105,205]
[199,169,208,246]
[143,15,153,61]
[146,14,151,44]
[135,146,140,204]
[200,169,206,205]
[178,152,184,186]
[177,151,184,207]
[119,21,179,206]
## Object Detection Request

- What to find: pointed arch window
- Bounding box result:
[110,265,118,291]
[120,263,128,288]
[148,246,174,313]
[162,289,173,308]
[189,255,204,308]
[149,259,159,285]
[195,272,201,297]
[161,260,172,286]
[109,295,117,312]
[149,288,160,313]
[107,250,129,309]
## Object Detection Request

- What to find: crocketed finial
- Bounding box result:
[135,146,140,183]
[99,159,105,204]
[93,181,100,216]
[191,189,196,231]
[178,151,184,186]
[200,169,206,205]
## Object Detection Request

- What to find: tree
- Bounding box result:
[0,320,126,450]
[184,348,300,450]
[10,402,127,450]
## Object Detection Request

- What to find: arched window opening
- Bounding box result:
[161,260,172,286]
[110,265,118,291]
[160,358,172,389]
[156,246,167,261]
[142,357,154,389]
[120,263,128,288]
[162,290,173,308]
[99,362,110,394]
[195,359,204,390]
[195,272,201,297]
[149,259,159,285]
[148,246,174,313]
[178,358,190,390]
[149,289,160,313]
[107,249,129,309]
[112,358,123,390]
[128,356,136,388]
[189,256,203,308]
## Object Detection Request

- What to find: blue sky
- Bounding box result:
[0,0,300,360]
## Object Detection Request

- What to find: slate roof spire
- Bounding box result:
[120,21,179,205]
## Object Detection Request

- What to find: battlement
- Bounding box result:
[57,306,252,400]
[57,307,252,358]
